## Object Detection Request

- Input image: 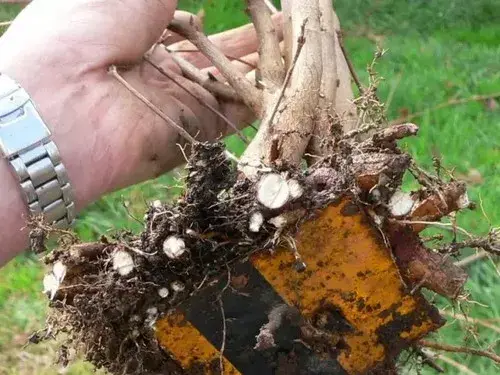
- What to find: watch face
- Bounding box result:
[0,102,51,157]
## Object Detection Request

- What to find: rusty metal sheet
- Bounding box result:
[252,200,443,373]
[156,199,443,374]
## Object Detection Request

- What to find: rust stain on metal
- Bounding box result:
[252,200,443,373]
[156,310,240,374]
[155,200,443,374]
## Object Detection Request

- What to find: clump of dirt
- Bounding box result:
[38,140,352,374]
[37,127,414,374]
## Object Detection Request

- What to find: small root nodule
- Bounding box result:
[112,250,135,276]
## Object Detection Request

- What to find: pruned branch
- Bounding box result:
[239,0,322,176]
[307,0,339,157]
[167,50,241,102]
[247,0,285,87]
[168,17,263,116]
[265,20,306,133]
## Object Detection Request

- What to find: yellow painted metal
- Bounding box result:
[252,200,443,373]
[156,310,240,374]
[155,199,442,374]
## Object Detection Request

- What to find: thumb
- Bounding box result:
[80,0,179,65]
[5,0,178,66]
[95,0,178,64]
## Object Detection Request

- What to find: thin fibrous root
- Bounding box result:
[390,91,500,125]
[336,29,364,94]
[454,250,490,267]
[419,339,500,364]
[422,349,478,375]
[109,66,197,144]
[439,309,500,334]
[435,231,500,256]
[143,54,249,144]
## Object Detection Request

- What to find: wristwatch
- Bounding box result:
[0,73,75,228]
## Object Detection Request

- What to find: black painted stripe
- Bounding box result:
[182,260,347,375]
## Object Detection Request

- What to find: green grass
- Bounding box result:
[1,0,499,374]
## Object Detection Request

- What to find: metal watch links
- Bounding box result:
[0,73,75,229]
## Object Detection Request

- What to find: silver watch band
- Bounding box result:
[0,73,75,228]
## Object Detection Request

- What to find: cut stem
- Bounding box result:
[169,18,263,116]
[247,0,285,87]
[167,49,240,101]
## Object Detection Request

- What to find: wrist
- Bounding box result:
[0,64,102,216]
[0,67,118,264]
[0,157,30,264]
[0,63,112,209]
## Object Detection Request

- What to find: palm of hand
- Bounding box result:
[0,0,261,207]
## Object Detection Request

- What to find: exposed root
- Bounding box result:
[109,65,197,144]
[336,29,364,95]
[37,118,477,373]
[419,339,500,364]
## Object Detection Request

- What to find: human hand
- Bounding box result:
[0,0,281,211]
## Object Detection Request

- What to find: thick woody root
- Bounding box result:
[388,225,468,299]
